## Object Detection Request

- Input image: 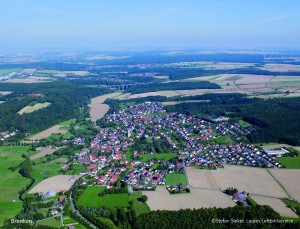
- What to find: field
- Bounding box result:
[29,148,57,160]
[3,76,54,83]
[77,186,149,214]
[269,169,300,202]
[18,102,51,115]
[0,146,36,226]
[276,156,300,169]
[186,166,287,198]
[26,125,68,141]
[262,64,300,72]
[28,175,77,194]
[0,202,23,227]
[251,195,298,218]
[143,186,235,211]
[262,144,300,151]
[89,93,120,122]
[0,68,22,75]
[36,70,90,77]
[37,217,62,228]
[140,153,177,162]
[165,173,187,186]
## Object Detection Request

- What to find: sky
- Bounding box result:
[0,0,300,51]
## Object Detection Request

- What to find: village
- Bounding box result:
[73,102,285,191]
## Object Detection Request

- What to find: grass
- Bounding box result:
[0,68,22,76]
[18,102,51,115]
[77,187,149,214]
[0,202,23,227]
[0,146,33,202]
[276,155,300,169]
[37,217,62,228]
[238,120,251,127]
[268,81,300,87]
[140,153,177,162]
[166,173,187,186]
[63,217,78,225]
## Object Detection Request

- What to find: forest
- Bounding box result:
[0,82,110,139]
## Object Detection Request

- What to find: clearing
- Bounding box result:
[18,102,51,115]
[28,175,77,194]
[143,186,235,211]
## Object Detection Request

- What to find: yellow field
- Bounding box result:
[18,102,51,115]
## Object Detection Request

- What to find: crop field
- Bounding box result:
[29,148,57,160]
[269,169,300,202]
[89,93,120,122]
[128,90,181,99]
[165,173,187,186]
[186,166,287,198]
[27,125,68,141]
[18,102,51,115]
[262,64,300,72]
[275,156,300,169]
[143,186,235,211]
[28,175,76,194]
[251,195,298,218]
[36,70,90,77]
[3,76,54,83]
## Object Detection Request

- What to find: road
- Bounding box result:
[69,191,98,229]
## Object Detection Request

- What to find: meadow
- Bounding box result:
[140,153,177,162]
[165,173,187,186]
[276,155,300,169]
[0,146,36,226]
[77,186,149,214]
[18,102,51,115]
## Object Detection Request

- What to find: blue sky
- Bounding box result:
[0,0,299,51]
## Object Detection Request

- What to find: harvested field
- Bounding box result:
[0,91,12,95]
[89,93,120,122]
[30,148,56,160]
[27,125,67,141]
[18,102,51,114]
[251,195,298,218]
[269,169,300,202]
[128,90,181,98]
[262,64,300,72]
[3,76,53,83]
[28,175,77,193]
[36,70,90,77]
[143,186,235,211]
[186,166,287,198]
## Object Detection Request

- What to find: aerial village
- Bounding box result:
[73,102,285,191]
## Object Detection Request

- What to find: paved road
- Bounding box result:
[69,192,98,229]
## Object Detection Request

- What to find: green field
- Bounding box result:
[37,217,62,228]
[0,202,23,227]
[276,155,300,169]
[0,146,37,226]
[268,81,300,87]
[0,68,22,76]
[165,173,187,186]
[140,153,177,162]
[238,120,251,127]
[77,187,149,214]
